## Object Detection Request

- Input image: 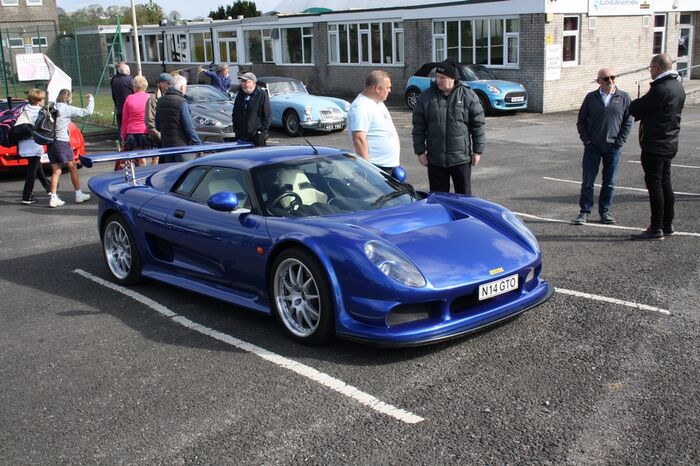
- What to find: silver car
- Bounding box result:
[185,84,236,143]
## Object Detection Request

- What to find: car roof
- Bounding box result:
[258,76,301,83]
[194,145,347,170]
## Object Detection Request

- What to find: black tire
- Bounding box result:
[283,111,303,137]
[102,214,143,285]
[477,93,492,116]
[270,248,334,345]
[405,88,420,110]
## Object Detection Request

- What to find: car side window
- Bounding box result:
[189,167,250,206]
[173,166,208,196]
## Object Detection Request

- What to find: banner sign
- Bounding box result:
[588,0,654,16]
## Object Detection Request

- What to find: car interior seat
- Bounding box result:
[275,169,328,206]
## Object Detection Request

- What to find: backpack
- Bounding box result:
[0,103,28,148]
[32,104,57,144]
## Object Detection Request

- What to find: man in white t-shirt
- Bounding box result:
[348,70,400,172]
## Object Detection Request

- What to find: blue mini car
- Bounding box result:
[83,143,552,346]
[405,62,528,114]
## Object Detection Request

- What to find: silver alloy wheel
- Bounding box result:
[273,257,321,338]
[406,89,419,109]
[104,220,132,280]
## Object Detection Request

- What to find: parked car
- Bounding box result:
[257,76,350,136]
[84,143,553,346]
[405,63,528,114]
[0,98,85,171]
[184,84,236,143]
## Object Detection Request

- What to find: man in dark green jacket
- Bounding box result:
[412,59,485,195]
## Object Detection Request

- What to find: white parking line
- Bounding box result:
[73,269,424,425]
[542,176,700,196]
[555,288,671,315]
[627,160,700,169]
[513,212,700,237]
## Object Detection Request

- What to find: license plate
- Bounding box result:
[323,124,342,130]
[511,96,525,103]
[479,274,518,301]
[40,153,49,164]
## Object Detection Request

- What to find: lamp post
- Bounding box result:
[130,0,142,75]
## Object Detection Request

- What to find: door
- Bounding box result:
[677,23,693,77]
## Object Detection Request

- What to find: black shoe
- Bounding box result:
[663,226,675,236]
[572,212,589,225]
[600,212,616,224]
[631,228,664,241]
[21,193,37,205]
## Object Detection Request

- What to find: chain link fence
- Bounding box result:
[1,21,127,135]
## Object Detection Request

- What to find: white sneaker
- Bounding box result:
[75,191,91,203]
[49,196,65,208]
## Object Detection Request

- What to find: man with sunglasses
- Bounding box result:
[573,68,632,225]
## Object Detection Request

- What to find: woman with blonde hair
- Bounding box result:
[120,75,155,166]
[48,88,93,208]
[16,88,51,204]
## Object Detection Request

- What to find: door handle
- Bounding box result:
[174,209,185,219]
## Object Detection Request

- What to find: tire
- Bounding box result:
[102,214,142,285]
[271,248,334,344]
[405,88,420,110]
[283,111,303,137]
[477,93,492,116]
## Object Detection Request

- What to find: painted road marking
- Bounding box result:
[627,160,700,169]
[542,176,700,196]
[73,269,425,425]
[513,212,700,237]
[555,288,671,315]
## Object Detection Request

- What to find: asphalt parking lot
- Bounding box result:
[1,104,698,464]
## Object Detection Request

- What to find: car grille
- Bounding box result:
[504,91,527,107]
[319,108,343,122]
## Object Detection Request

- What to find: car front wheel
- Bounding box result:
[477,93,492,116]
[102,214,142,285]
[405,88,420,110]
[271,248,334,344]
[283,111,303,137]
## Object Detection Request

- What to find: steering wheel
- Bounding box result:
[269,191,303,213]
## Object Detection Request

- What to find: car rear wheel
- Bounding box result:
[102,214,142,285]
[405,88,420,110]
[477,93,492,116]
[271,248,334,344]
[283,111,303,137]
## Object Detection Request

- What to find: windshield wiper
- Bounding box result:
[371,187,412,208]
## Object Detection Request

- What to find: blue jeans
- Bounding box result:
[579,144,621,215]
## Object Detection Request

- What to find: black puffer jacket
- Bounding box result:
[232,86,271,142]
[412,82,485,167]
[629,73,686,157]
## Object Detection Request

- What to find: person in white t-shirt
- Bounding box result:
[348,70,400,172]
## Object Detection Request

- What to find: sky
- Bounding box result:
[56,0,282,20]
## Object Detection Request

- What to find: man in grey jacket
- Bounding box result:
[573,67,632,225]
[412,59,485,195]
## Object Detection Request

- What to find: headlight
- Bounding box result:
[487,84,501,95]
[364,240,426,288]
[194,116,223,127]
[343,102,350,112]
[304,105,312,116]
[501,211,540,251]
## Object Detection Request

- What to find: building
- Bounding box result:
[89,0,700,112]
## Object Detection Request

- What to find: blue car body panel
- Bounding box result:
[87,145,552,346]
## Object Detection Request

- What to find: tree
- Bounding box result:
[208,1,261,20]
[133,0,165,25]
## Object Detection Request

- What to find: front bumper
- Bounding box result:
[195,125,237,143]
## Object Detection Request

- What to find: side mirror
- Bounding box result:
[208,191,245,213]
[391,166,407,182]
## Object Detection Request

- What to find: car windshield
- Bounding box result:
[186,86,231,103]
[252,153,418,217]
[266,80,308,96]
[461,64,497,81]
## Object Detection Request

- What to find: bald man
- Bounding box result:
[573,67,632,225]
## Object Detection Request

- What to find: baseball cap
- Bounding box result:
[238,72,257,82]
[157,72,172,83]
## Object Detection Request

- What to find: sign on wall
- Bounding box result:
[545,44,561,81]
[588,0,654,16]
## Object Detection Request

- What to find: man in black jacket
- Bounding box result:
[155,74,202,163]
[629,53,686,240]
[232,72,271,147]
[573,67,632,225]
[110,61,133,142]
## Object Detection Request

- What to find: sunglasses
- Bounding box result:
[599,75,616,82]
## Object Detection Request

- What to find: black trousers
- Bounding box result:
[427,162,472,195]
[22,156,50,200]
[640,151,674,230]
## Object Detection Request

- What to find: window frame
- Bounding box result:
[25,0,42,5]
[327,20,404,66]
[431,17,519,68]
[562,15,580,67]
[1,0,19,6]
[653,14,666,55]
[280,26,314,65]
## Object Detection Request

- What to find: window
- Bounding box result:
[25,0,42,4]
[189,167,249,205]
[432,18,519,66]
[281,27,313,64]
[165,33,188,62]
[327,21,403,65]
[244,29,273,63]
[31,37,47,47]
[1,0,19,5]
[218,30,238,63]
[653,14,666,55]
[563,16,579,65]
[190,31,212,63]
[141,34,163,63]
[7,38,23,48]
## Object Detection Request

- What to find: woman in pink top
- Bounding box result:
[120,75,154,166]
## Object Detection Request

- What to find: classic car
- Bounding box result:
[405,62,528,114]
[83,143,552,346]
[184,84,236,143]
[0,99,85,171]
[258,76,350,136]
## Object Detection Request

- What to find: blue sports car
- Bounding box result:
[84,144,552,346]
[405,62,528,114]
[259,76,350,137]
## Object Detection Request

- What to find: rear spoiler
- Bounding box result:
[79,141,253,184]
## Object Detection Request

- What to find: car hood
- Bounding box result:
[467,80,526,93]
[190,101,233,122]
[272,93,345,110]
[326,197,537,288]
